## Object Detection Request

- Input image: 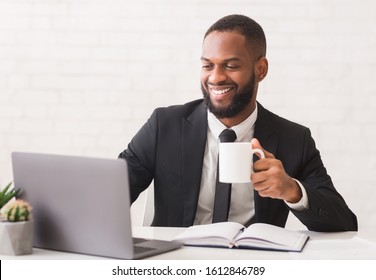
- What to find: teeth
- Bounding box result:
[210,87,232,95]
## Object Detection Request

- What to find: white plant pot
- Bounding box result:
[0,220,33,255]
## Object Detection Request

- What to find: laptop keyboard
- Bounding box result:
[134,245,156,254]
[132,237,182,258]
[133,237,157,254]
[133,237,148,244]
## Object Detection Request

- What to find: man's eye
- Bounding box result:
[202,64,213,70]
[225,65,239,70]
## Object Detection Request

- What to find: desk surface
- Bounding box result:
[1,227,376,260]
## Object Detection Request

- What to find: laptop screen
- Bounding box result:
[12,152,135,259]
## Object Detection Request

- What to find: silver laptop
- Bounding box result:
[11,151,182,259]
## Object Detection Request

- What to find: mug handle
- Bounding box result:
[251,148,265,175]
[252,148,265,159]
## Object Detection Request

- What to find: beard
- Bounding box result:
[201,75,256,119]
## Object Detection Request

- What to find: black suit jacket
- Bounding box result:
[119,99,357,231]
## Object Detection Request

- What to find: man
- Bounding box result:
[119,14,357,231]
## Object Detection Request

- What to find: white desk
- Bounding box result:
[1,227,376,260]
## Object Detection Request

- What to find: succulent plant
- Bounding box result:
[4,199,32,222]
[0,182,21,210]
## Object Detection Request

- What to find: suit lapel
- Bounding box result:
[181,102,207,226]
[253,103,281,223]
[254,103,278,156]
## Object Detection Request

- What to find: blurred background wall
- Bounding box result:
[1,0,375,237]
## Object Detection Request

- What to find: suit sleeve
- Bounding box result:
[290,129,358,231]
[118,109,158,203]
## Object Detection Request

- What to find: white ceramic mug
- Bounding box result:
[219,142,265,183]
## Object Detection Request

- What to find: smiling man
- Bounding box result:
[119,14,357,232]
[201,30,262,125]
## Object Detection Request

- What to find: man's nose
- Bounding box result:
[208,66,226,84]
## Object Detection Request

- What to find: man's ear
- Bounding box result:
[254,57,268,82]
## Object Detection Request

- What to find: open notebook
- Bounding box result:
[11,151,182,259]
[173,222,309,252]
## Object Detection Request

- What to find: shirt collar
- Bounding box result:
[207,104,258,142]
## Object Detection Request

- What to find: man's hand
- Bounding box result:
[251,138,302,203]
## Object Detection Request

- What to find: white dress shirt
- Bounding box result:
[194,105,308,226]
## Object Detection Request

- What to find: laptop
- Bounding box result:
[11,151,182,259]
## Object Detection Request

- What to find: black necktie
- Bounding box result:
[212,129,237,223]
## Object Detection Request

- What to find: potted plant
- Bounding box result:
[0,182,33,255]
[0,182,21,210]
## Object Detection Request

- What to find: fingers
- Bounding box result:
[255,186,277,198]
[251,154,301,202]
[253,176,301,202]
[252,174,281,199]
[249,140,287,199]
[252,159,283,185]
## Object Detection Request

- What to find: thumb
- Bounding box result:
[251,138,274,159]
[251,138,262,150]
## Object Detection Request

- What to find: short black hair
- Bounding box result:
[204,14,267,60]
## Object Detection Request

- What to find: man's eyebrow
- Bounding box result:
[200,57,241,62]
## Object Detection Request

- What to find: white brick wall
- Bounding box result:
[1,0,375,237]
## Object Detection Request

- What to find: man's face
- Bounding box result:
[201,31,256,119]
